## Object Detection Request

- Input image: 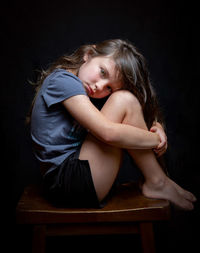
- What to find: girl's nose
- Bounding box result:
[95,81,106,91]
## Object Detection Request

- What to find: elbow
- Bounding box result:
[88,122,118,145]
[99,125,118,145]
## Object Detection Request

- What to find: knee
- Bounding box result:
[110,90,142,111]
[101,90,145,128]
[110,90,146,129]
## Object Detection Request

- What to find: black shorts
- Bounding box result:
[43,150,102,208]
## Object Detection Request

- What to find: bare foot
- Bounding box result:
[142,176,196,210]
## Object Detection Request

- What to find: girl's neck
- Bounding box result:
[66,68,78,76]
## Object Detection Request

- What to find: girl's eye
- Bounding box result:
[100,67,106,77]
[107,86,112,93]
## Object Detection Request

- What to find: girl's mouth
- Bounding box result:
[86,84,94,95]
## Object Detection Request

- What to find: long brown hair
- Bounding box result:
[28,39,164,128]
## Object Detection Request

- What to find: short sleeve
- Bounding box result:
[42,70,87,108]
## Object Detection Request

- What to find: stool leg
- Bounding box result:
[139,222,155,253]
[32,225,46,253]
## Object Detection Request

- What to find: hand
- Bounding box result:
[150,122,168,157]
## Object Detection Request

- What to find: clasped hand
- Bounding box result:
[150,122,168,157]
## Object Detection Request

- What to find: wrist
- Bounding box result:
[151,131,161,148]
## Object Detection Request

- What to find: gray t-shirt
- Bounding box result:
[31,69,87,173]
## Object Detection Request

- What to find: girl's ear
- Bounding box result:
[83,51,90,62]
[83,45,96,62]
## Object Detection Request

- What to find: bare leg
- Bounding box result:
[79,91,134,201]
[80,90,196,209]
[122,93,196,210]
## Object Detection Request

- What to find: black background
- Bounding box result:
[2,0,199,252]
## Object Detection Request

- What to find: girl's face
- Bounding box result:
[78,54,123,99]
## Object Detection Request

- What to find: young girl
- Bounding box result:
[30,39,196,210]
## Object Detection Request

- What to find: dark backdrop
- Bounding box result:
[2,0,199,252]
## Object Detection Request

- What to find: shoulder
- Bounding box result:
[48,68,82,86]
[43,68,86,94]
[41,69,87,107]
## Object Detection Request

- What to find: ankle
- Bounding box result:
[145,175,167,189]
[142,175,168,199]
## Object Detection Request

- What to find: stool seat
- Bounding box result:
[16,182,170,253]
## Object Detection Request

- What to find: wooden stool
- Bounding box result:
[16,182,170,253]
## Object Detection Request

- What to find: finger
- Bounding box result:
[154,150,162,157]
[150,126,156,132]
[154,144,167,154]
[154,145,166,153]
[154,146,167,157]
[157,141,165,149]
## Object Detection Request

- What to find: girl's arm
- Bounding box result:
[62,95,160,150]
